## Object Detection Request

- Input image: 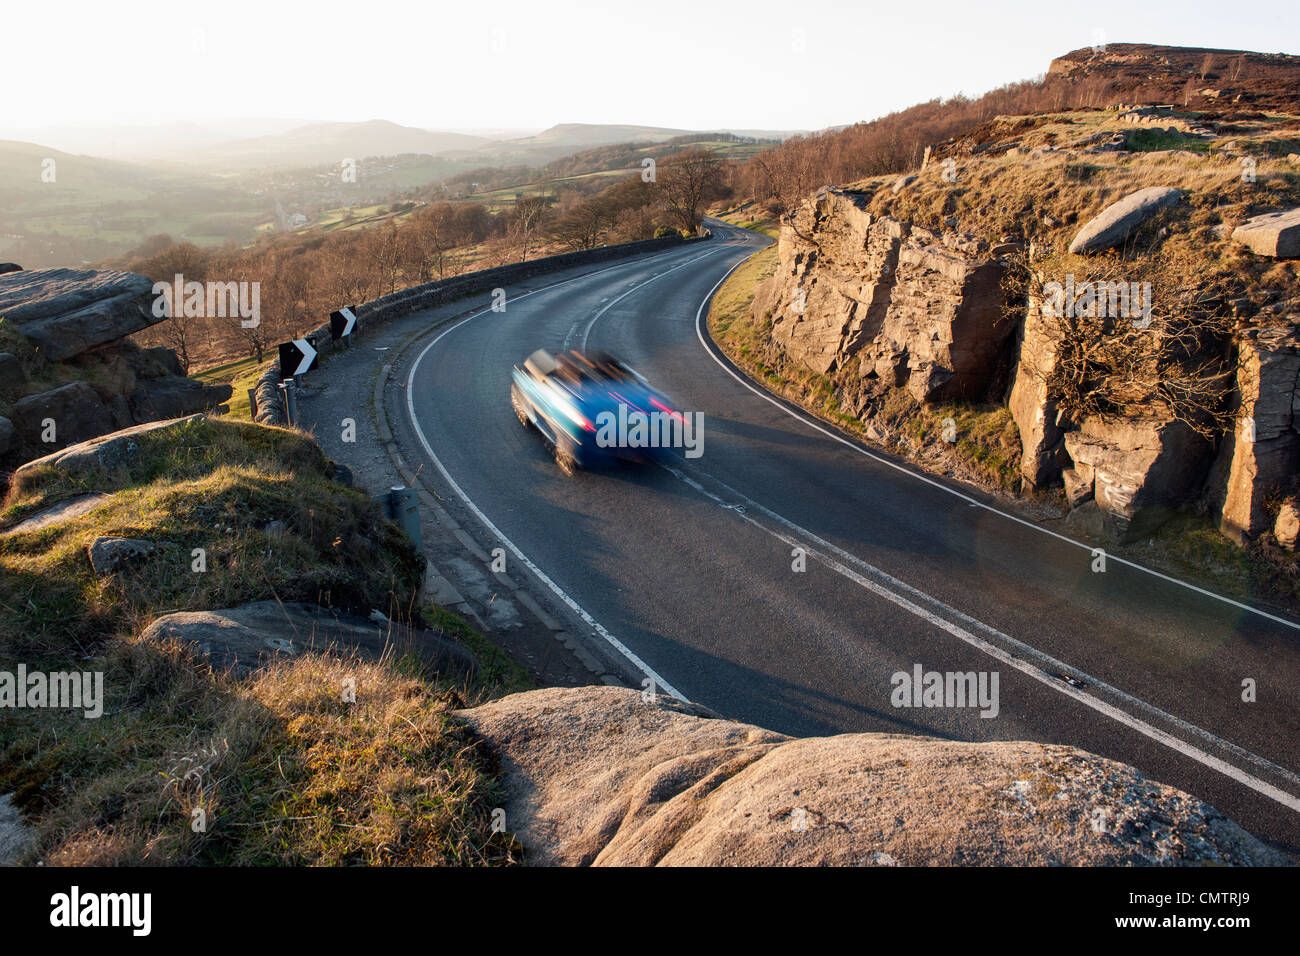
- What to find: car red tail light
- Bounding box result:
[649,397,686,422]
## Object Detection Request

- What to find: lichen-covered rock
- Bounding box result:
[1,493,112,537]
[141,601,477,679]
[0,268,158,361]
[459,686,1286,866]
[87,535,166,574]
[1232,206,1300,259]
[1067,186,1182,255]
[12,415,203,485]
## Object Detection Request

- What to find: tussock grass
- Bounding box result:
[0,416,523,865]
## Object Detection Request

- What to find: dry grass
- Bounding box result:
[195,356,269,421]
[850,110,1300,318]
[0,417,524,865]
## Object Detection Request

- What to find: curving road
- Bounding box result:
[393,222,1300,853]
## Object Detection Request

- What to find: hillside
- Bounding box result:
[0,141,261,267]
[1047,43,1300,111]
[713,44,1300,604]
[732,43,1300,216]
[0,414,524,865]
[187,119,494,170]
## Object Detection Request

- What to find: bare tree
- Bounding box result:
[656,148,726,233]
[510,195,550,262]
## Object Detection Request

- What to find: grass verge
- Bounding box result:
[0,416,524,864]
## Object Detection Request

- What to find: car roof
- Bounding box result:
[524,349,558,378]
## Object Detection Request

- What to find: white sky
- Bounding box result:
[6,0,1297,133]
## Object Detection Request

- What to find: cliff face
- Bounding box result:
[758,189,1018,404]
[745,113,1300,546]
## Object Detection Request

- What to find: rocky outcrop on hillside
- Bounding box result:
[0,269,157,361]
[0,267,231,469]
[750,178,1297,546]
[756,188,1018,404]
[142,601,478,680]
[459,685,1287,866]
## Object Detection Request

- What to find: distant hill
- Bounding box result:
[472,123,693,164]
[0,119,315,161]
[1047,42,1300,110]
[507,123,692,147]
[471,123,798,165]
[184,120,495,170]
[0,139,264,266]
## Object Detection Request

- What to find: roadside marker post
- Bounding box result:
[331,306,358,347]
[280,378,299,426]
[375,486,422,551]
[278,337,319,381]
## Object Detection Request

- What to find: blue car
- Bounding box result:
[510,349,691,475]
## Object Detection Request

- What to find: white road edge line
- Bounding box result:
[574,250,723,351]
[673,457,1300,790]
[692,252,1300,632]
[403,250,713,702]
[686,255,1300,814]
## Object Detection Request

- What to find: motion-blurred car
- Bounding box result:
[510,349,689,475]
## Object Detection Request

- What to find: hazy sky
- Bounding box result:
[9,0,1298,134]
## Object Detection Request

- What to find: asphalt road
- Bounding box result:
[396,222,1300,854]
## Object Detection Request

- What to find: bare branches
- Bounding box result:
[656,149,726,233]
[1004,251,1235,439]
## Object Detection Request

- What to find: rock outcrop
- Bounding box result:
[0,268,231,469]
[1067,186,1183,255]
[1232,207,1300,259]
[142,601,477,679]
[459,686,1287,866]
[750,183,1295,546]
[1216,326,1300,543]
[1062,416,1212,540]
[12,415,204,486]
[13,382,117,448]
[0,268,156,361]
[1007,295,1069,487]
[758,189,1017,403]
